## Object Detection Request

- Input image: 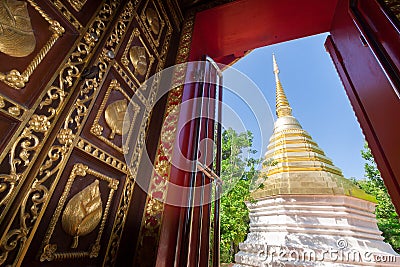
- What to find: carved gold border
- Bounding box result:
[140,0,166,47]
[0,0,125,265]
[89,79,139,154]
[0,94,27,121]
[0,0,65,89]
[133,11,196,265]
[50,0,83,30]
[76,137,128,174]
[103,3,174,265]
[121,28,155,86]
[39,163,119,262]
[167,0,184,31]
[68,0,87,12]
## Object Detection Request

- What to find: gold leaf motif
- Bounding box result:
[104,99,128,139]
[145,8,160,35]
[129,46,147,76]
[0,97,4,108]
[61,180,103,248]
[0,0,36,57]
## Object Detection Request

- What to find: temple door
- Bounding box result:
[0,0,181,266]
[326,0,400,212]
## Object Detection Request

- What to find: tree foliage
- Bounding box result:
[354,143,400,252]
[219,128,259,263]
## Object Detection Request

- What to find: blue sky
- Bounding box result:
[221,33,367,179]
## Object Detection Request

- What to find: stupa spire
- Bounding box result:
[273,54,292,117]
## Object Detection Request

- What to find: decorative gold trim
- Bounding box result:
[383,0,400,21]
[0,94,27,121]
[76,137,128,173]
[39,163,119,262]
[0,0,65,89]
[90,79,139,154]
[167,0,183,31]
[134,11,195,265]
[140,0,166,47]
[103,2,174,265]
[271,155,334,166]
[0,0,122,265]
[269,132,312,143]
[113,61,138,90]
[50,0,83,30]
[268,138,319,147]
[121,28,155,85]
[267,166,343,176]
[269,147,326,156]
[68,0,87,12]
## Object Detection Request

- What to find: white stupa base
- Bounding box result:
[233,195,399,266]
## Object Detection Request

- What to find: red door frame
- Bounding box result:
[156,0,400,265]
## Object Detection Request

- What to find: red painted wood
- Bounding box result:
[189,0,339,61]
[329,0,400,213]
[356,0,400,75]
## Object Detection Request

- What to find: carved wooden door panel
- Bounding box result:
[0,0,181,266]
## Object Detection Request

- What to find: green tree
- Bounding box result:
[219,128,259,263]
[355,143,400,252]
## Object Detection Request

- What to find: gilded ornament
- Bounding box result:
[0,1,118,264]
[39,244,57,262]
[90,123,103,136]
[0,0,36,57]
[129,46,148,76]
[57,128,74,145]
[134,11,192,266]
[0,96,4,108]
[104,99,128,139]
[61,180,103,248]
[7,106,20,116]
[68,0,87,12]
[29,114,50,132]
[145,8,160,35]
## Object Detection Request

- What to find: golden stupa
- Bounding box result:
[252,55,374,202]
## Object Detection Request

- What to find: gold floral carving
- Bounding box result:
[0,0,36,57]
[62,180,103,248]
[68,0,87,12]
[90,79,139,153]
[40,164,119,262]
[104,99,128,139]
[0,1,121,265]
[121,28,155,85]
[0,0,65,89]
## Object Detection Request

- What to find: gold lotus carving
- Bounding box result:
[104,99,128,139]
[61,180,103,248]
[129,46,147,76]
[0,0,36,57]
[145,8,160,35]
